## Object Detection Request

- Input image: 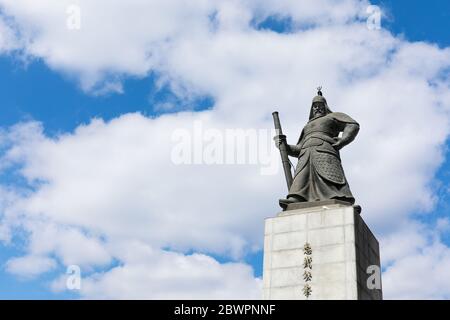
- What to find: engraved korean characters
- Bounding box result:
[302,242,313,298]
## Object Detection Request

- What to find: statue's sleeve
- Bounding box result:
[331,112,360,147]
[330,112,359,130]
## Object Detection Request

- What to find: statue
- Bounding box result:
[274,87,360,210]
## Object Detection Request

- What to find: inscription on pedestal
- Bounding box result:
[302,243,313,298]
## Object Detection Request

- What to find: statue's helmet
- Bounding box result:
[309,87,332,120]
[312,93,327,104]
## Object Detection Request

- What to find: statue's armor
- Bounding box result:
[295,114,347,185]
[287,112,358,203]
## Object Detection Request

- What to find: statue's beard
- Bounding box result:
[313,110,325,117]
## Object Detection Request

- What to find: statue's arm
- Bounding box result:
[286,143,301,157]
[274,136,301,157]
[332,123,360,150]
[330,112,360,150]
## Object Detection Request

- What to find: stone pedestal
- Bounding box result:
[262,201,382,300]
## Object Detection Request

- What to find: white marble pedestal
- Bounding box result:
[262,201,382,300]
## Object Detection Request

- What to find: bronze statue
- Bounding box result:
[274,88,360,210]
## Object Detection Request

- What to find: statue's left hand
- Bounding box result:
[332,138,344,150]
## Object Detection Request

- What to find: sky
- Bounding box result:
[0,0,449,299]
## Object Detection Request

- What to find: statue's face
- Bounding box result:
[312,102,326,117]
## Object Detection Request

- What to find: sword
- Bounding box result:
[272,111,293,190]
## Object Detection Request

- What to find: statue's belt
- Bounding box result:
[298,133,336,149]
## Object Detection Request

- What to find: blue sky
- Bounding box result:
[0,1,449,299]
[373,0,449,47]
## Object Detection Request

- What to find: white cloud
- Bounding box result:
[0,0,449,299]
[382,222,450,299]
[0,16,18,53]
[380,221,429,266]
[1,113,277,259]
[6,255,56,278]
[436,218,450,233]
[26,221,112,268]
[0,0,217,91]
[0,0,376,92]
[77,241,262,299]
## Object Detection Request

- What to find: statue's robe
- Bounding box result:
[288,112,358,204]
